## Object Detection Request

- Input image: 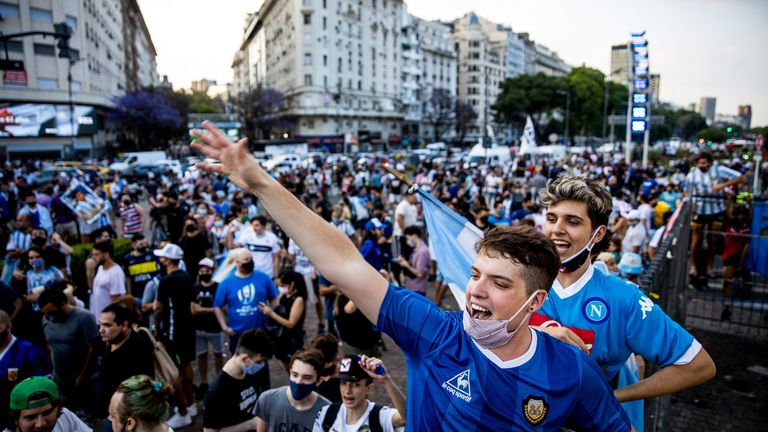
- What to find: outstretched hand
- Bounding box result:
[190,121,264,192]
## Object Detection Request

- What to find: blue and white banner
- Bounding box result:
[418,188,483,310]
[747,200,768,277]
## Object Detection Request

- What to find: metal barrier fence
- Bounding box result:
[637,196,768,431]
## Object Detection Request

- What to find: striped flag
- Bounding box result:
[417,188,483,310]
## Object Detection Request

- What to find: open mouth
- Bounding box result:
[469,303,492,320]
[342,396,356,404]
[551,239,571,255]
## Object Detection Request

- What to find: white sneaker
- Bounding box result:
[167,412,192,429]
[187,403,198,417]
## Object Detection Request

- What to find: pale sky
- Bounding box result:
[137,0,768,126]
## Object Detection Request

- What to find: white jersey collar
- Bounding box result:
[552,264,595,299]
[472,327,538,369]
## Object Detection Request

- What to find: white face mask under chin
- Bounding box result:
[463,290,541,349]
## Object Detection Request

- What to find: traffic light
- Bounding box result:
[53,22,72,59]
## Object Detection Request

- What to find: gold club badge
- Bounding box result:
[522,395,548,426]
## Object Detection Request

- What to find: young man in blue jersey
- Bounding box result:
[538,176,717,431]
[190,122,631,431]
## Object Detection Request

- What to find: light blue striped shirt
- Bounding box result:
[684,165,742,215]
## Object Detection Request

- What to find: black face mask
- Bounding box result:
[31,237,47,247]
[47,310,67,322]
[137,246,149,254]
[199,274,212,283]
[239,260,255,274]
[186,225,197,233]
[558,228,602,273]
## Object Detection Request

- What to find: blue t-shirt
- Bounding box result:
[377,284,630,431]
[538,266,695,380]
[214,271,278,332]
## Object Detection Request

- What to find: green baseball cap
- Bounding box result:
[10,377,59,410]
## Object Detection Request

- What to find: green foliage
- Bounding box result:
[185,89,224,114]
[567,67,605,138]
[70,238,133,296]
[698,128,727,143]
[493,73,568,131]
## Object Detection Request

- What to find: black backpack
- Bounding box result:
[321,402,383,432]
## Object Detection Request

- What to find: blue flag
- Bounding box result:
[747,200,768,277]
[417,188,483,310]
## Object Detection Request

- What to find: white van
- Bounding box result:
[463,143,512,168]
[109,151,167,173]
[529,145,568,161]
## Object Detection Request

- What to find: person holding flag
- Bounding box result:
[537,176,716,431]
[190,121,630,431]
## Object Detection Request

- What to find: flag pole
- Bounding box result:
[381,163,415,189]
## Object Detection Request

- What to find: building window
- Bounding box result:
[304,74,312,86]
[303,13,311,25]
[304,53,312,65]
[65,15,77,30]
[69,48,80,61]
[303,0,312,5]
[33,43,56,56]
[37,78,58,90]
[72,81,82,91]
[0,2,20,18]
[322,0,326,8]
[29,7,52,22]
[323,55,327,66]
[5,41,23,53]
[357,80,361,90]
[322,16,326,30]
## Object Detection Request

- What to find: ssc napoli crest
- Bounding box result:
[581,297,610,324]
[522,395,548,426]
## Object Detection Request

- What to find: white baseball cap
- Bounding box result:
[198,257,215,269]
[153,243,184,260]
[627,209,641,220]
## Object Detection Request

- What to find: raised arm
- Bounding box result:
[191,122,388,324]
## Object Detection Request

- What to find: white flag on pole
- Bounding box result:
[519,116,537,156]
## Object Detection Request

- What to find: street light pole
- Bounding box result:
[67,57,75,160]
[624,40,633,165]
[556,90,570,145]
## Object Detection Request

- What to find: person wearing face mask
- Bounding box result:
[122,234,160,303]
[17,191,53,237]
[96,304,154,428]
[202,329,272,432]
[179,217,212,279]
[152,244,196,429]
[213,248,278,354]
[253,349,330,432]
[25,228,69,275]
[258,270,307,371]
[107,375,173,432]
[539,176,716,431]
[621,210,647,255]
[190,123,631,431]
[38,288,99,415]
[395,226,430,296]
[118,195,145,238]
[191,258,223,399]
[24,247,64,310]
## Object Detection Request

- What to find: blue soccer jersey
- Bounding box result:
[538,265,697,380]
[377,284,630,431]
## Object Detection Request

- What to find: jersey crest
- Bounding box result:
[522,395,548,426]
[581,297,610,324]
[442,369,471,402]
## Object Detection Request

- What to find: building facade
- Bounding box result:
[698,97,717,126]
[0,0,158,159]
[737,104,751,130]
[232,0,406,150]
[609,43,630,84]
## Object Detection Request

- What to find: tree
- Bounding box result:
[423,88,455,142]
[698,128,727,143]
[110,89,184,150]
[674,110,708,140]
[455,101,478,145]
[236,86,292,142]
[184,89,224,114]
[566,67,605,139]
[493,73,568,138]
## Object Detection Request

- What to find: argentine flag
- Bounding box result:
[417,188,483,310]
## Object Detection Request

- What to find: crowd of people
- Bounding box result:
[0,125,758,431]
